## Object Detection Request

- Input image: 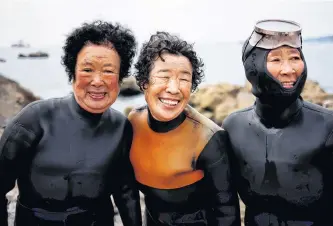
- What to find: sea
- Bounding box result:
[1,41,333,113]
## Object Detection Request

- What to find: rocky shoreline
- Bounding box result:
[1,74,333,225]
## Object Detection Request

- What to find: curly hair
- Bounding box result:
[61,20,137,83]
[134,31,204,92]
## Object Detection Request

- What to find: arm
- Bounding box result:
[112,120,142,226]
[197,130,241,226]
[0,110,37,226]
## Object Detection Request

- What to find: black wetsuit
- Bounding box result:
[0,94,142,226]
[128,105,240,226]
[224,98,333,226]
[223,41,333,225]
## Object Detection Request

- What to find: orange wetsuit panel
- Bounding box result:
[128,105,220,189]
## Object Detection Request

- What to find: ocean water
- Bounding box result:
[1,41,333,112]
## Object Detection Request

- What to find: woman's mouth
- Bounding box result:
[88,92,107,100]
[159,98,180,107]
[281,82,295,88]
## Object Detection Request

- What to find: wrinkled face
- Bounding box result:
[266,46,305,89]
[73,44,121,113]
[144,53,193,122]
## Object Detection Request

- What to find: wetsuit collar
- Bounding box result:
[147,107,186,133]
[255,97,303,127]
[69,93,104,122]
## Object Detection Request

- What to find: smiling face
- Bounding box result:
[144,53,193,122]
[266,46,305,89]
[73,44,121,113]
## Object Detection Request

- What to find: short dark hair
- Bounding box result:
[134,31,204,92]
[61,20,137,83]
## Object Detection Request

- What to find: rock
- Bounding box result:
[124,106,134,117]
[189,79,333,125]
[119,76,142,97]
[0,74,40,123]
[0,74,40,226]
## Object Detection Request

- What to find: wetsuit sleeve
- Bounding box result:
[0,106,38,226]
[112,120,142,226]
[196,130,241,226]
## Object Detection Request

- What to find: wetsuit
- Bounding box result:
[128,105,240,226]
[0,94,142,226]
[223,45,333,225]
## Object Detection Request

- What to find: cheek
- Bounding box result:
[296,61,305,77]
[181,86,192,101]
[75,74,91,89]
[266,63,279,78]
[144,85,162,105]
[104,76,119,91]
[73,77,91,94]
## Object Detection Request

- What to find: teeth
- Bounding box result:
[160,99,178,106]
[89,93,105,98]
[282,82,294,86]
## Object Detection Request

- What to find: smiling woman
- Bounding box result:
[128,31,241,226]
[0,20,142,226]
[144,53,193,121]
[73,44,121,113]
[266,46,305,89]
[223,19,333,226]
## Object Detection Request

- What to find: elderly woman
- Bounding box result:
[0,21,142,226]
[223,19,333,225]
[128,32,240,226]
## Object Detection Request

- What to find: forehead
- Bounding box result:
[268,46,300,55]
[77,44,120,63]
[151,53,192,72]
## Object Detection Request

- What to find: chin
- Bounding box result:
[86,102,111,113]
[158,111,181,121]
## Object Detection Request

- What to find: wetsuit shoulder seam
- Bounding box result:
[223,105,254,128]
[206,153,225,168]
[303,103,333,117]
[226,105,254,118]
[184,105,222,134]
[185,114,221,135]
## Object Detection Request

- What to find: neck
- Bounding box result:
[255,97,302,127]
[147,107,186,133]
[69,93,104,122]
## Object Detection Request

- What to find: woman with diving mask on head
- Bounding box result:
[223,19,333,225]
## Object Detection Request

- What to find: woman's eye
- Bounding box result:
[158,76,169,80]
[291,56,301,61]
[104,70,114,74]
[83,68,93,72]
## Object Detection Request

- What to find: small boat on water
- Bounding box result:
[11,40,30,48]
[18,51,49,59]
[0,58,6,63]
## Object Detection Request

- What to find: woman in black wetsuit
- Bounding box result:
[223,19,333,225]
[128,32,241,226]
[0,20,142,226]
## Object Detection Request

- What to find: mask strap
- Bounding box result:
[242,31,265,62]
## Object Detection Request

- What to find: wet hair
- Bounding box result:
[61,20,137,83]
[134,31,204,92]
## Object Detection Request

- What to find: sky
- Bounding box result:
[1,0,333,47]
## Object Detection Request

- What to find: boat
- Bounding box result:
[11,40,30,48]
[18,51,49,59]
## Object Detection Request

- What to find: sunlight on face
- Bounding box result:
[267,46,304,89]
[144,53,193,122]
[73,44,121,113]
